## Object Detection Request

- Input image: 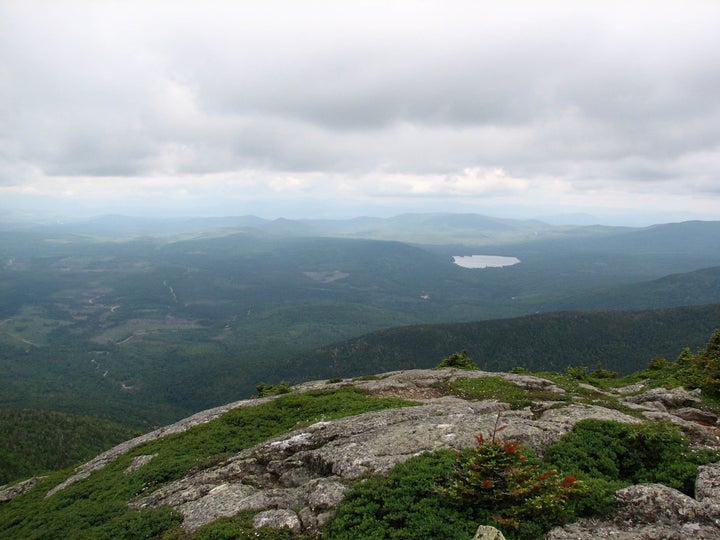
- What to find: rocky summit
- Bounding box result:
[4,367,720,539]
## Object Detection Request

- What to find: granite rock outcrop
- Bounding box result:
[25,368,720,537]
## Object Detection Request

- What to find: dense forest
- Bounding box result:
[282,303,720,383]
[0,410,136,485]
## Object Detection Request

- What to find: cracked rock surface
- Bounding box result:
[128,372,640,532]
[30,369,720,536]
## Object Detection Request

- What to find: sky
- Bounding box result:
[1,0,720,225]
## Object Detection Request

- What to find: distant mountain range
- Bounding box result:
[0,211,635,245]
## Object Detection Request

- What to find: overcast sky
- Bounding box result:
[1,0,719,225]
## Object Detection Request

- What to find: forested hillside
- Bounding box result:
[2,215,720,429]
[551,266,720,311]
[282,304,720,383]
[0,410,135,485]
[3,328,720,539]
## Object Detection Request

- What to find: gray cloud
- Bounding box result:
[1,0,719,221]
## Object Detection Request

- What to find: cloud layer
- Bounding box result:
[2,0,719,222]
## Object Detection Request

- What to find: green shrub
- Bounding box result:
[254,382,292,397]
[436,350,478,370]
[564,365,588,381]
[443,430,588,534]
[189,510,314,539]
[326,450,478,540]
[641,329,720,400]
[647,356,670,370]
[327,426,587,540]
[591,366,618,379]
[448,377,570,409]
[544,419,720,501]
[328,416,720,540]
[686,329,720,397]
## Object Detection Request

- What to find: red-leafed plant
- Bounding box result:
[443,416,588,532]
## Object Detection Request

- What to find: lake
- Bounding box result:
[453,255,521,269]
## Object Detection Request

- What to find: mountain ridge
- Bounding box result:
[4,335,720,540]
[282,303,720,384]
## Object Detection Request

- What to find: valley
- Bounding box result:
[1,213,720,446]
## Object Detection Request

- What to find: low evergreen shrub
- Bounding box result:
[327,416,720,540]
[591,367,618,379]
[443,429,588,535]
[326,450,479,540]
[188,510,314,539]
[254,381,292,397]
[544,418,720,507]
[436,350,478,370]
[327,424,587,540]
[564,365,589,381]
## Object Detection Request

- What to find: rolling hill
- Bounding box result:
[282,303,720,383]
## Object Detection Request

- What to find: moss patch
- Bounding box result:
[449,377,571,409]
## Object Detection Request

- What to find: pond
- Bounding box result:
[452,255,521,269]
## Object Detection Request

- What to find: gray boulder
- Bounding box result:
[0,477,44,502]
[547,483,720,539]
[473,524,506,539]
[624,387,702,409]
[253,508,302,534]
[674,407,718,425]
